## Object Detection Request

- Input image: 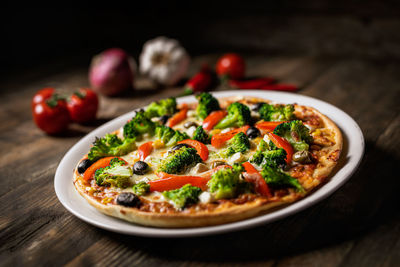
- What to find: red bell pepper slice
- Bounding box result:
[267,132,294,164]
[177,139,209,161]
[138,141,153,161]
[152,164,233,192]
[82,157,127,181]
[242,162,271,197]
[167,104,188,127]
[202,110,227,131]
[211,125,250,148]
[255,121,287,131]
[150,173,210,191]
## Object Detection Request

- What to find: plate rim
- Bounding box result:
[54,90,365,238]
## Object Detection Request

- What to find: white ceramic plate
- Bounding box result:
[54,90,364,238]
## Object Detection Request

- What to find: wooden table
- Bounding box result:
[1,54,399,266]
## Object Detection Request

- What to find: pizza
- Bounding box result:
[73,93,342,228]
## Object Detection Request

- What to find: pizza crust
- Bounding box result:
[73,96,343,228]
[74,181,292,227]
[305,107,342,181]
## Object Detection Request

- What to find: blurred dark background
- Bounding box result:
[2,0,400,86]
[1,2,400,265]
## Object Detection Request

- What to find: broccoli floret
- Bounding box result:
[250,139,270,165]
[123,111,156,139]
[88,134,136,161]
[166,130,190,147]
[193,126,211,144]
[132,182,150,196]
[258,103,295,121]
[155,125,189,147]
[261,149,287,168]
[261,166,304,192]
[273,120,313,152]
[158,146,202,174]
[163,184,202,209]
[219,132,250,157]
[195,92,221,119]
[94,158,132,188]
[232,162,245,173]
[108,157,126,166]
[214,102,251,129]
[207,163,247,200]
[250,140,287,168]
[144,97,177,118]
[155,125,176,144]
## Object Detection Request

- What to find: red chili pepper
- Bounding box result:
[183,65,213,95]
[228,77,275,89]
[259,84,299,92]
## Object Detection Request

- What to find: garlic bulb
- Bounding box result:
[139,36,190,86]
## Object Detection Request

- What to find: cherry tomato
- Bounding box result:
[67,88,99,123]
[31,87,55,109]
[32,99,70,134]
[216,53,246,80]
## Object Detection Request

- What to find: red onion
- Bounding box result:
[89,48,136,96]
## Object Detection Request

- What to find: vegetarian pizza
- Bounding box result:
[73,93,342,227]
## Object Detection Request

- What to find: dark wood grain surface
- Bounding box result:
[0,54,399,266]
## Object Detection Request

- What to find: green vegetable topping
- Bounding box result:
[94,158,132,188]
[144,97,177,118]
[155,125,189,147]
[155,125,175,144]
[163,184,202,209]
[88,134,136,161]
[123,111,156,139]
[207,163,248,200]
[261,166,304,192]
[273,120,313,152]
[219,132,250,157]
[251,139,287,168]
[132,182,150,196]
[214,102,251,129]
[158,146,202,174]
[258,103,295,121]
[195,92,221,119]
[193,126,211,144]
